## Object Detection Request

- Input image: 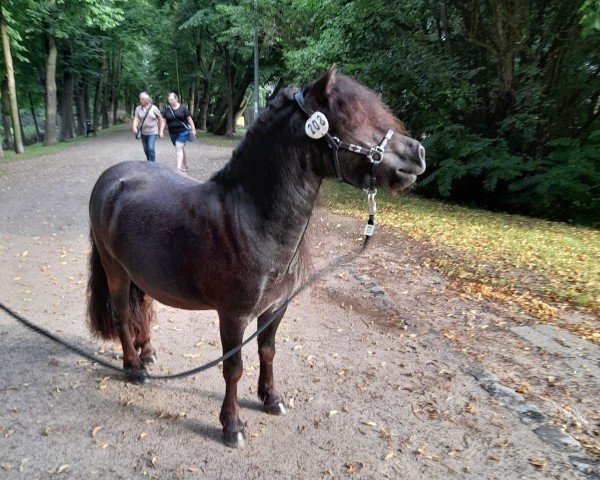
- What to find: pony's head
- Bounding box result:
[298,66,426,192]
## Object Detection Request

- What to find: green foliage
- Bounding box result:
[2,0,598,226]
[511,131,600,225]
[420,125,529,198]
[580,0,600,35]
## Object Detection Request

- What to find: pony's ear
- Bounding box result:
[309,64,337,105]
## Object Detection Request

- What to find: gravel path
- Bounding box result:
[0,128,597,479]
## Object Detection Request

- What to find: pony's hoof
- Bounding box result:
[222,430,246,449]
[141,353,158,365]
[124,367,148,384]
[264,401,287,416]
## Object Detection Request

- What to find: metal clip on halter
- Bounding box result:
[364,189,377,243]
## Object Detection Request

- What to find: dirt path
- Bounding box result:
[0,128,598,479]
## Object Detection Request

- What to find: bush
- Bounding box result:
[510,131,600,225]
[419,125,600,226]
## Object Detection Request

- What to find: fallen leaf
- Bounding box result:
[182,353,200,359]
[49,464,69,474]
[515,384,530,394]
[362,420,378,427]
[529,456,546,469]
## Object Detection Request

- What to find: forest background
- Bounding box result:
[0,0,599,226]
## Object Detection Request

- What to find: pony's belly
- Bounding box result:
[140,283,214,311]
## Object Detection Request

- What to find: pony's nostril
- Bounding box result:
[418,145,426,162]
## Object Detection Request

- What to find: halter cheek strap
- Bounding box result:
[293,90,395,244]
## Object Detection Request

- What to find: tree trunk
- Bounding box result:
[59,43,75,142]
[101,52,110,129]
[92,76,102,128]
[112,46,122,124]
[43,29,58,146]
[225,48,234,137]
[75,78,86,135]
[0,8,24,153]
[83,78,90,123]
[490,0,519,120]
[212,62,253,136]
[188,79,196,117]
[29,95,41,142]
[1,79,13,150]
[198,79,210,131]
[234,93,250,126]
[439,1,452,56]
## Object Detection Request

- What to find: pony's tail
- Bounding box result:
[87,231,118,340]
[87,231,152,342]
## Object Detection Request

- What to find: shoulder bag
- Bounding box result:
[135,104,153,139]
[168,105,196,142]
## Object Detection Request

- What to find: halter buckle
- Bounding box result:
[368,146,385,163]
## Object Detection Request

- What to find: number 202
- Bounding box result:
[308,115,326,134]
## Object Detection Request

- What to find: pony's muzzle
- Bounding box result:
[397,137,426,176]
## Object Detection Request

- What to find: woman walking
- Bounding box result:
[160,93,196,174]
[132,92,163,161]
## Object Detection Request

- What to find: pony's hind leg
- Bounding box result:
[257,302,288,416]
[98,251,148,382]
[134,293,158,365]
[218,314,247,448]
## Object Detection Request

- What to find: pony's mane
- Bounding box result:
[324,75,407,138]
[210,88,301,187]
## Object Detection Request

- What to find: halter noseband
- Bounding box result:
[293,90,395,243]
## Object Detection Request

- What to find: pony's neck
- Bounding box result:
[211,95,325,250]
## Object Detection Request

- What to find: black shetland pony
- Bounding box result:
[87,67,426,448]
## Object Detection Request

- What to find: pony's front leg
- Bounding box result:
[257,303,288,415]
[218,315,246,448]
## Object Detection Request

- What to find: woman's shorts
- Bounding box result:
[170,129,190,145]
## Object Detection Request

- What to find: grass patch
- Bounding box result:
[0,126,245,165]
[197,130,245,148]
[322,180,600,317]
[0,124,124,165]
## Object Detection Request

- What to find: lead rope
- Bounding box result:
[0,239,369,381]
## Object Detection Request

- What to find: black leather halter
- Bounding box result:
[294,90,396,244]
[293,91,394,190]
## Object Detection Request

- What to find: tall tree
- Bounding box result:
[0,1,24,153]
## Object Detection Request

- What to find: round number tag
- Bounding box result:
[305,112,329,139]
